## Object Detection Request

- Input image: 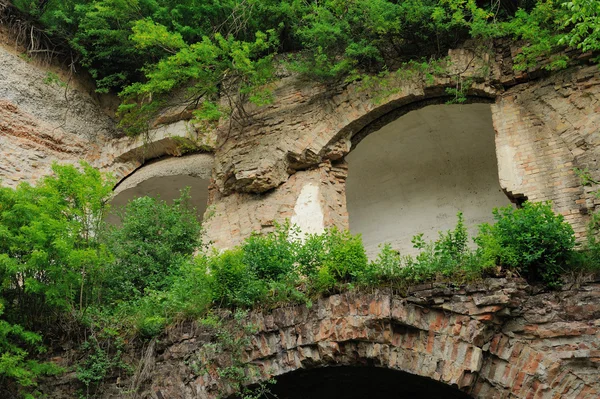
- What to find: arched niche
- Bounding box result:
[107,153,213,224]
[345,103,511,257]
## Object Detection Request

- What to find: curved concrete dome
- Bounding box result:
[346,103,511,257]
[107,153,213,224]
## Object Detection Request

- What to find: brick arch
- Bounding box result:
[342,92,497,152]
[111,153,213,195]
[197,57,599,250]
[104,120,215,187]
[213,48,501,195]
[189,279,600,399]
[342,98,510,257]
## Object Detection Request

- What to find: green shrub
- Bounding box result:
[363,213,489,288]
[104,189,202,301]
[296,233,327,277]
[242,223,299,281]
[138,316,166,338]
[475,202,575,287]
[409,212,470,277]
[208,249,266,308]
[75,330,129,398]
[321,228,368,282]
[360,243,403,286]
[0,306,62,398]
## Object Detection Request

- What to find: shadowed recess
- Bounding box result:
[107,175,210,224]
[259,366,472,399]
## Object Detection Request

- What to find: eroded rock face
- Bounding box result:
[40,278,600,398]
[2,37,600,251]
[203,161,348,249]
[211,48,499,196]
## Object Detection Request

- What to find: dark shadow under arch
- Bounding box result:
[257,366,472,399]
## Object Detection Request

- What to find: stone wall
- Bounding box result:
[42,278,600,398]
[2,37,600,250]
[492,64,600,238]
[203,160,348,249]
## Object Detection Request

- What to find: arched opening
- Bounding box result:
[107,153,212,224]
[259,366,471,399]
[345,103,511,257]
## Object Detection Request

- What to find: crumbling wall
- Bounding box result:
[2,37,600,250]
[492,64,600,238]
[39,278,600,398]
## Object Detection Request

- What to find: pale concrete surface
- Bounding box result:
[290,183,325,241]
[107,154,212,224]
[112,153,213,195]
[346,103,511,257]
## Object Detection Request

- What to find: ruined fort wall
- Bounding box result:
[2,39,599,250]
[38,278,600,398]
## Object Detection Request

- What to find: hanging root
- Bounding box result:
[129,338,157,398]
[0,0,70,64]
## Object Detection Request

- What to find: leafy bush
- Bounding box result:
[475,202,575,287]
[242,223,298,282]
[0,306,62,399]
[572,168,600,271]
[207,249,267,308]
[0,162,114,325]
[363,213,487,288]
[76,329,130,398]
[104,189,202,301]
[0,160,591,397]
[203,225,368,307]
[13,0,600,135]
[320,228,368,282]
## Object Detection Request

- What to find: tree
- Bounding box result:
[103,189,202,302]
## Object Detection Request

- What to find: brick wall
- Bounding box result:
[492,65,600,238]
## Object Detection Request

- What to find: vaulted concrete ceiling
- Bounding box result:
[345,103,511,257]
[107,153,212,224]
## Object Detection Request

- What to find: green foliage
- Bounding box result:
[573,167,600,269]
[0,162,111,397]
[202,225,367,308]
[242,223,298,282]
[406,212,473,280]
[104,189,202,302]
[0,162,113,324]
[76,326,130,398]
[559,0,600,62]
[189,310,274,399]
[574,167,599,186]
[319,228,368,282]
[361,213,488,289]
[207,248,267,308]
[15,0,600,136]
[2,160,597,397]
[0,305,62,398]
[118,28,278,135]
[42,71,66,87]
[291,0,469,80]
[475,202,576,287]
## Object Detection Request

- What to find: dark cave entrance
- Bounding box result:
[257,366,472,399]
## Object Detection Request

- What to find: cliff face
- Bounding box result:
[0,32,119,186]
